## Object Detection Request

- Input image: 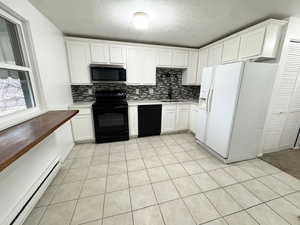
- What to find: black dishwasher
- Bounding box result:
[138,104,162,137]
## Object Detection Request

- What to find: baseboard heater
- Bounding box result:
[10,162,59,225]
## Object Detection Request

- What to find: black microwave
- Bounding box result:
[90,65,126,82]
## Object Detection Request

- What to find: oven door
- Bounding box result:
[93,104,129,143]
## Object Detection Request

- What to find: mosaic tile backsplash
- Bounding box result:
[71,68,200,102]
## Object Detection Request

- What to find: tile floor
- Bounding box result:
[24,133,300,225]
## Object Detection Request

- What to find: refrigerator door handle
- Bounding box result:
[206,89,211,112]
[208,89,214,112]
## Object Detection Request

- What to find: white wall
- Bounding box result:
[0,0,74,159]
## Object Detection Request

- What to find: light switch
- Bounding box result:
[88,88,93,95]
[149,88,154,94]
[135,89,139,94]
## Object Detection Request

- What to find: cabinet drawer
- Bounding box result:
[70,107,91,116]
[163,105,177,111]
[177,104,190,110]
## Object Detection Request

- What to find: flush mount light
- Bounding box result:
[133,12,149,30]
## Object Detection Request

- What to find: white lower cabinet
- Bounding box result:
[176,104,190,130]
[128,105,138,136]
[162,105,177,133]
[189,104,199,133]
[70,107,94,142]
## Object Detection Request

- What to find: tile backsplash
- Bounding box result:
[71,68,200,102]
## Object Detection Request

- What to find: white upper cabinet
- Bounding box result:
[196,48,209,84]
[222,37,240,63]
[90,43,109,64]
[157,48,189,68]
[126,46,157,85]
[172,50,189,68]
[239,27,266,59]
[182,50,198,85]
[157,49,172,67]
[109,44,126,64]
[66,41,91,84]
[208,43,223,66]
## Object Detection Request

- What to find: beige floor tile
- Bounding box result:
[106,173,129,192]
[152,180,179,203]
[91,155,109,166]
[208,169,237,187]
[242,179,280,202]
[173,152,193,162]
[102,212,133,225]
[168,145,185,153]
[144,156,163,168]
[51,181,82,203]
[225,184,261,209]
[285,192,300,208]
[133,205,164,225]
[109,152,126,162]
[108,161,127,175]
[23,207,46,225]
[63,168,88,184]
[160,199,196,225]
[205,189,242,216]
[130,184,157,210]
[71,195,104,225]
[127,159,145,171]
[267,197,300,225]
[173,176,201,197]
[197,158,226,171]
[50,169,68,186]
[147,166,170,183]
[258,175,295,195]
[186,149,211,160]
[165,163,188,178]
[159,154,178,165]
[125,150,142,160]
[273,172,300,190]
[225,211,258,225]
[39,200,76,225]
[104,189,131,217]
[80,177,106,197]
[70,157,91,169]
[128,170,150,187]
[250,159,281,175]
[247,204,289,225]
[36,186,58,207]
[223,166,253,182]
[237,162,266,178]
[192,173,219,192]
[181,161,204,175]
[183,193,220,224]
[203,218,228,225]
[87,165,108,179]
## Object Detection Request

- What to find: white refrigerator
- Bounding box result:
[196,62,277,163]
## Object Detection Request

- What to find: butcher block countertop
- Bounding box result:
[0,110,78,172]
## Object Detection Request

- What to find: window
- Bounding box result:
[0,10,39,121]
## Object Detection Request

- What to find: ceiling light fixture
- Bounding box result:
[133,12,149,30]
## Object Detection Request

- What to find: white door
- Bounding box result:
[196,48,209,84]
[90,43,109,63]
[239,27,266,59]
[199,67,214,99]
[157,49,172,67]
[110,45,125,64]
[71,115,94,141]
[172,50,189,68]
[205,62,243,157]
[66,41,91,84]
[222,37,240,63]
[196,108,207,143]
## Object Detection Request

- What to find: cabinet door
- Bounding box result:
[66,41,91,84]
[157,49,172,67]
[222,37,240,63]
[208,43,223,66]
[176,109,190,130]
[172,50,189,68]
[128,106,138,136]
[144,48,157,85]
[162,109,177,133]
[71,115,94,141]
[110,45,125,64]
[196,48,209,84]
[189,106,199,133]
[126,47,141,85]
[239,27,266,59]
[183,50,198,85]
[90,43,109,63]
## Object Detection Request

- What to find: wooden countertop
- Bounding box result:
[0,110,78,172]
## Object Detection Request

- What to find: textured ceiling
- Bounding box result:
[29,0,300,47]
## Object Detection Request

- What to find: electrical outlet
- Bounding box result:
[135,89,139,94]
[88,88,93,95]
[149,88,154,94]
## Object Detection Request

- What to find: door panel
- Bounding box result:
[206,63,243,157]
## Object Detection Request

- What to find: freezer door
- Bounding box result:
[200,67,214,99]
[205,62,244,158]
[196,108,208,143]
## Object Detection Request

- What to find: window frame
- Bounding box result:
[0,8,42,130]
